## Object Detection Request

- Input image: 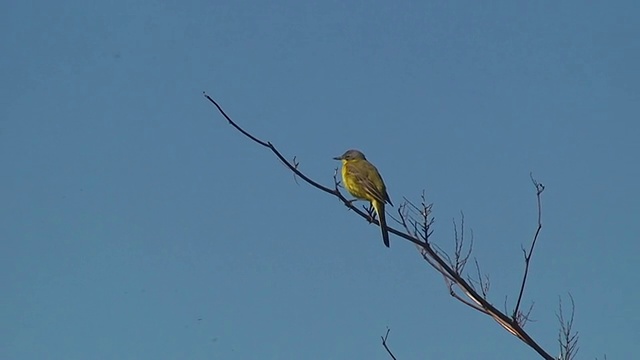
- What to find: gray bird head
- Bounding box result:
[333,149,367,161]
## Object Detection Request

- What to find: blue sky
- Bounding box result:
[2,1,639,359]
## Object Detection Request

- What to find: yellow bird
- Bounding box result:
[334,149,393,247]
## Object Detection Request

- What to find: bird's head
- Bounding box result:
[333,149,367,162]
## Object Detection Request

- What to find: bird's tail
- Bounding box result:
[374,201,390,248]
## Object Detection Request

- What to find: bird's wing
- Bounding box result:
[346,162,388,205]
[383,189,393,206]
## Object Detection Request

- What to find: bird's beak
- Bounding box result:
[333,156,342,161]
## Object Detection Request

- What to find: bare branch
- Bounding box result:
[447,280,487,313]
[452,213,473,275]
[512,173,545,321]
[558,294,579,360]
[473,258,489,299]
[206,94,556,360]
[381,328,398,360]
[292,156,301,185]
[514,302,536,328]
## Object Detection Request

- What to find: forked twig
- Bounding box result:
[558,294,579,360]
[381,328,398,360]
[513,174,545,322]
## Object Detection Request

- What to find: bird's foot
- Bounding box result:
[364,204,377,223]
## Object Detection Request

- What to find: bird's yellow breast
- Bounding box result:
[341,159,385,203]
[342,165,368,200]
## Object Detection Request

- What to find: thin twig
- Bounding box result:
[381,328,398,360]
[473,258,489,299]
[452,212,473,275]
[513,173,545,321]
[558,294,579,360]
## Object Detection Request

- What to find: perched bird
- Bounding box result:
[333,149,393,247]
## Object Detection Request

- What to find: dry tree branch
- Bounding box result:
[205,93,556,360]
[517,302,536,328]
[470,258,489,299]
[513,174,546,322]
[558,294,579,360]
[381,328,398,360]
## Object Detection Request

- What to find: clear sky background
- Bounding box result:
[2,1,639,359]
